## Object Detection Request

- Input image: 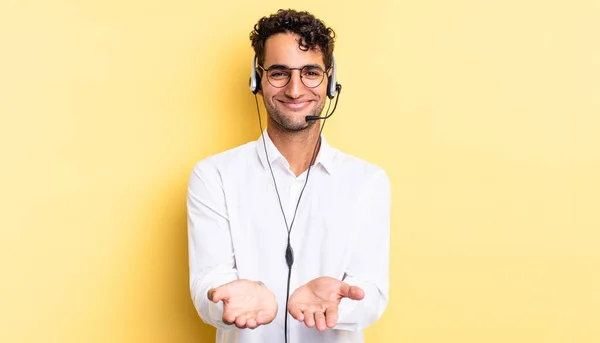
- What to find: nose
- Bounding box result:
[284,70,303,99]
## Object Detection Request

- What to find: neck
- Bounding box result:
[266,120,321,177]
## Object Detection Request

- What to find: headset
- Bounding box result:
[249,54,339,99]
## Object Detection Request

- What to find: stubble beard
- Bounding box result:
[264,98,326,132]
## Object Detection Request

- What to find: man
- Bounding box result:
[187,9,391,343]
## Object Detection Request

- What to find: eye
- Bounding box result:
[269,70,290,79]
[302,68,323,79]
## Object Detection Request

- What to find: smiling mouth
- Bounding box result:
[278,100,311,110]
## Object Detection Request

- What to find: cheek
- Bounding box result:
[264,87,285,101]
[312,86,328,99]
[317,81,330,95]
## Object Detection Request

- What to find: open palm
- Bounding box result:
[287,276,365,331]
[208,279,278,329]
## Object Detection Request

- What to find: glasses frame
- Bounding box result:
[257,64,329,89]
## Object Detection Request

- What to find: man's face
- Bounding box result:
[260,33,328,131]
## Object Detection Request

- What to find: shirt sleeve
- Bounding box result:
[187,161,239,331]
[335,169,391,331]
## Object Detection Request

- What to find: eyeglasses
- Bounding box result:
[257,64,328,89]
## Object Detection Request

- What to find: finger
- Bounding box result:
[348,285,365,300]
[256,309,277,325]
[314,311,326,332]
[325,306,339,328]
[338,282,351,298]
[207,288,216,302]
[246,317,258,329]
[339,282,365,300]
[288,306,305,322]
[222,312,236,325]
[210,286,229,303]
[303,310,315,328]
[235,315,247,329]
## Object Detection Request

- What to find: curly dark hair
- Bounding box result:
[250,9,336,69]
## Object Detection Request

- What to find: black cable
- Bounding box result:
[254,94,332,343]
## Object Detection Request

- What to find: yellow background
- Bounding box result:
[1,0,599,342]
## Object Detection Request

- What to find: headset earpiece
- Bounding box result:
[327,54,338,99]
[249,55,261,94]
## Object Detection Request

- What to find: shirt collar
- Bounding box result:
[255,129,335,175]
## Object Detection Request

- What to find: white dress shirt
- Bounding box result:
[187,130,391,343]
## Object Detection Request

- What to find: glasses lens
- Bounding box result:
[266,68,291,88]
[301,67,325,88]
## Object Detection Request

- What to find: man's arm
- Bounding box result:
[335,169,391,331]
[187,161,238,331]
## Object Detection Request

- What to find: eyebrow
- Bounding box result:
[266,63,324,70]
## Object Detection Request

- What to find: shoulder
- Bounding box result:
[332,148,390,187]
[189,141,257,181]
[330,149,392,213]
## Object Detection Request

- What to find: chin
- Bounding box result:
[281,119,311,132]
[272,114,313,131]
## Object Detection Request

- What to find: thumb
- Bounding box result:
[208,285,229,303]
[339,282,365,301]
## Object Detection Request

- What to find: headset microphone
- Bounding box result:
[305,83,342,121]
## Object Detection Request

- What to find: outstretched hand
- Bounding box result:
[208,279,277,329]
[287,276,364,331]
